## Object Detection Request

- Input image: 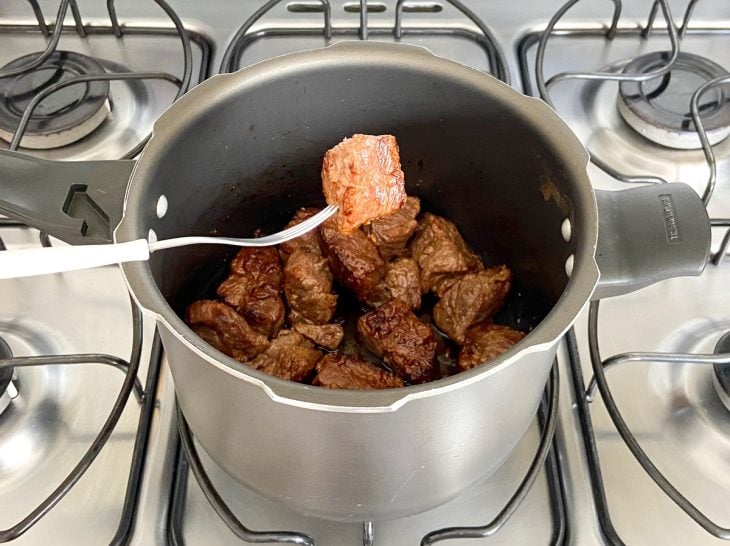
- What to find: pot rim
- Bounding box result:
[116,41,599,411]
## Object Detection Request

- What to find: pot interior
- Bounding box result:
[131,46,587,363]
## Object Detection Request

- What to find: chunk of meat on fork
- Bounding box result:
[322,134,406,233]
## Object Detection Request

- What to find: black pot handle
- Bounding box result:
[593,182,711,299]
[0,149,134,245]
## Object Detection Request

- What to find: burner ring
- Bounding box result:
[618,51,730,150]
[0,51,111,150]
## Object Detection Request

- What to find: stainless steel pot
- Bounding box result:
[0,42,711,520]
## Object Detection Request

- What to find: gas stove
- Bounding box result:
[0,1,729,545]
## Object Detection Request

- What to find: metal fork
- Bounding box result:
[0,205,337,279]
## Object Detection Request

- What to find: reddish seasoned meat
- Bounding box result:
[322,134,406,233]
[294,323,344,351]
[458,322,526,370]
[278,207,324,263]
[284,250,338,325]
[357,300,437,384]
[250,330,321,382]
[319,218,388,306]
[383,257,421,311]
[408,213,483,295]
[217,247,285,338]
[363,196,420,260]
[313,353,404,390]
[185,300,269,362]
[433,266,512,344]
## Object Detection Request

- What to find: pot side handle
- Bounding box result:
[593,182,710,300]
[0,149,134,245]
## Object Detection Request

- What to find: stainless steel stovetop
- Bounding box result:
[0,1,729,545]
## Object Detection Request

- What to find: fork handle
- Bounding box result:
[0,239,150,279]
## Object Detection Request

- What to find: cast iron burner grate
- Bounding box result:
[0,0,212,159]
[528,0,730,542]
[0,51,111,149]
[577,301,730,541]
[617,51,730,150]
[219,0,509,84]
[169,364,565,545]
[523,0,730,263]
[0,295,160,544]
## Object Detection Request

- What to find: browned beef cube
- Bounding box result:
[284,250,338,325]
[433,266,512,344]
[278,207,324,263]
[185,300,269,362]
[313,353,404,390]
[229,246,283,284]
[217,278,285,338]
[383,257,421,311]
[322,134,406,233]
[458,322,526,371]
[250,330,321,382]
[409,213,483,295]
[357,300,437,384]
[363,196,420,260]
[217,247,285,338]
[293,323,344,351]
[319,218,388,306]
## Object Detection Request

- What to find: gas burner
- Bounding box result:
[713,332,730,411]
[0,50,111,150]
[617,51,730,150]
[0,336,17,417]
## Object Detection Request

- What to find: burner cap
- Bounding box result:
[714,332,730,411]
[0,50,111,149]
[617,51,730,150]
